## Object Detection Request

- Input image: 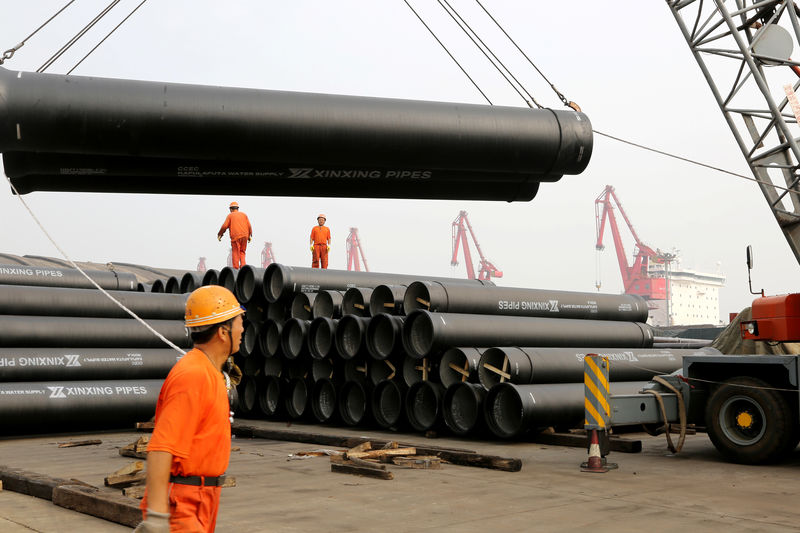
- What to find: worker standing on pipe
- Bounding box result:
[217,202,252,269]
[310,213,331,269]
[136,286,245,533]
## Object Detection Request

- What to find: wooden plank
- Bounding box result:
[332,455,387,471]
[104,472,147,488]
[0,465,73,500]
[392,456,442,469]
[532,432,642,453]
[136,421,155,432]
[122,485,146,500]
[346,447,416,459]
[57,439,102,448]
[119,448,147,460]
[221,475,237,488]
[112,461,144,477]
[53,484,142,527]
[347,441,372,454]
[331,462,393,480]
[421,450,521,472]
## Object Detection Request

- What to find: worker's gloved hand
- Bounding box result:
[218,235,222,242]
[133,509,170,533]
[327,246,330,252]
[310,245,314,252]
[226,356,242,386]
[248,236,252,243]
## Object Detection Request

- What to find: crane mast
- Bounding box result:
[668,0,800,264]
[261,242,276,268]
[346,227,369,272]
[451,210,503,280]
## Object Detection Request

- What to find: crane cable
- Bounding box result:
[38,0,122,73]
[0,0,76,65]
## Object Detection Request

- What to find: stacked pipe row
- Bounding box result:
[228,263,720,438]
[0,263,191,433]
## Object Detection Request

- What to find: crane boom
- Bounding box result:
[668,0,800,265]
[346,227,369,272]
[451,210,503,280]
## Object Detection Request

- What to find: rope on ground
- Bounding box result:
[4,174,186,356]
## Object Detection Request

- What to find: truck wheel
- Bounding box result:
[705,376,795,464]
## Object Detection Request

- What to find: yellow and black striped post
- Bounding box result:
[584,354,610,430]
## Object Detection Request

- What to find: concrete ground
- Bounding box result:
[0,419,798,532]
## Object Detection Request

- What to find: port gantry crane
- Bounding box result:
[594,185,676,299]
[346,227,369,272]
[451,210,503,280]
[261,242,276,268]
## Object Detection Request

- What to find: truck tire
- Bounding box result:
[705,376,795,464]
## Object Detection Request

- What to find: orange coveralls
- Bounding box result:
[218,211,252,269]
[141,349,231,532]
[310,225,331,269]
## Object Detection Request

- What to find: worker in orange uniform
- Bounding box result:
[217,201,252,269]
[135,285,245,533]
[310,213,331,269]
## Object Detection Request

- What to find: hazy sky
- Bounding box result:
[2,1,799,321]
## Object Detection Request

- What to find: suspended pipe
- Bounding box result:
[179,272,203,293]
[308,317,339,360]
[263,264,494,303]
[0,67,593,200]
[371,379,408,429]
[342,287,374,317]
[0,379,163,433]
[312,290,344,319]
[0,348,180,382]
[403,281,649,322]
[0,263,138,291]
[335,315,370,360]
[234,265,267,304]
[280,318,311,360]
[338,380,372,426]
[201,269,219,286]
[369,284,407,316]
[0,284,188,319]
[0,315,191,348]
[290,292,317,320]
[218,267,238,294]
[477,346,720,390]
[365,313,406,360]
[484,381,647,438]
[443,382,487,436]
[405,381,446,432]
[439,347,486,388]
[311,377,338,423]
[402,310,653,359]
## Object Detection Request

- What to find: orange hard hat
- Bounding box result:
[184,285,245,329]
[230,202,239,208]
[317,213,326,220]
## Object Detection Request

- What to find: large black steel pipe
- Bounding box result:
[0,315,191,348]
[403,281,649,322]
[371,379,408,429]
[401,355,438,387]
[335,315,370,360]
[1,67,592,200]
[0,379,162,433]
[368,355,403,386]
[164,276,181,294]
[258,375,283,417]
[280,318,310,360]
[290,292,317,320]
[477,346,720,390]
[0,263,137,290]
[309,317,339,360]
[260,320,283,357]
[439,347,486,388]
[0,284,187,319]
[443,382,487,436]
[405,381,445,432]
[234,266,267,304]
[180,272,203,293]
[150,279,165,293]
[484,381,647,438]
[338,380,371,426]
[218,267,238,294]
[310,377,338,423]
[285,377,310,419]
[201,269,219,286]
[342,287,373,317]
[402,310,653,359]
[240,321,262,358]
[365,314,406,361]
[312,290,344,319]
[263,264,494,303]
[0,348,179,381]
[369,284,407,316]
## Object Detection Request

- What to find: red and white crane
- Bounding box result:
[451,210,503,280]
[261,242,276,268]
[594,185,674,298]
[346,227,369,272]
[197,257,207,273]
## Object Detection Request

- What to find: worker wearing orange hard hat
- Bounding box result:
[136,285,245,533]
[217,201,252,269]
[310,213,331,269]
